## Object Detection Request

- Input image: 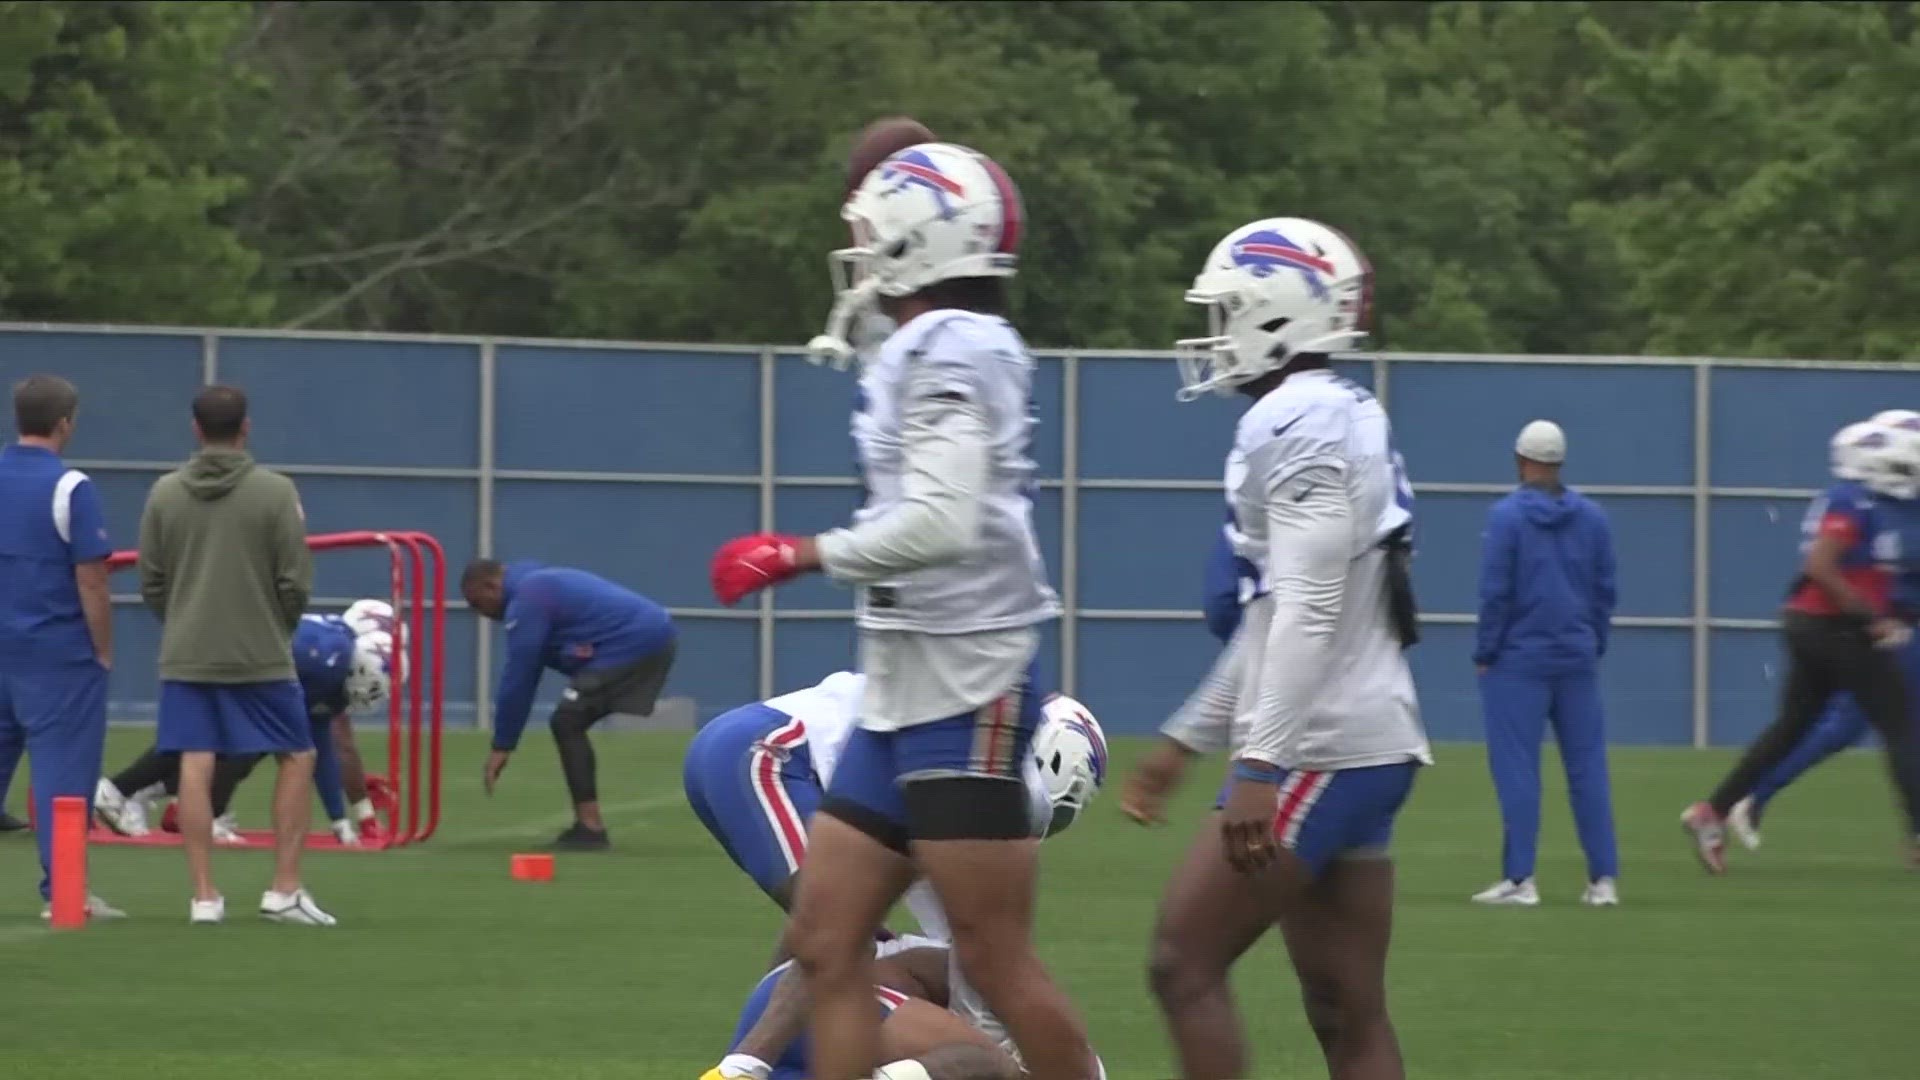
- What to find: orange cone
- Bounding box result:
[49,796,89,929]
[510,853,554,882]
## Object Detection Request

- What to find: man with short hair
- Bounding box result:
[463,558,676,850]
[1472,420,1621,907]
[0,375,122,918]
[139,385,332,925]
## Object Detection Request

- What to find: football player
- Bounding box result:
[708,138,1099,1080]
[1125,217,1428,1080]
[94,606,395,844]
[1687,418,1920,869]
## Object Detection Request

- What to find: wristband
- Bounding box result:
[1232,760,1281,783]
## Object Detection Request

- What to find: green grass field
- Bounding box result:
[0,730,1911,1080]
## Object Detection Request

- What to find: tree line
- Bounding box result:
[3,0,1916,360]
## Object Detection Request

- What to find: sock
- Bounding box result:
[352,798,376,823]
[717,1053,771,1080]
[873,1063,932,1080]
[132,782,167,804]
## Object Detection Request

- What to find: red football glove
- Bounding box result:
[711,533,807,606]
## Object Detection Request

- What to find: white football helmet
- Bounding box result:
[1031,695,1108,836]
[1872,409,1920,432]
[344,630,398,713]
[1830,421,1881,480]
[1174,217,1372,401]
[343,599,395,638]
[807,142,1023,368]
[1854,425,1920,501]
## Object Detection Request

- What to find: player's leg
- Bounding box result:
[1549,669,1619,897]
[18,663,117,913]
[0,678,24,837]
[1271,764,1419,1080]
[157,682,224,910]
[877,998,1023,1080]
[713,961,818,1080]
[210,752,265,819]
[237,680,331,923]
[1824,626,1920,846]
[0,721,24,831]
[788,728,918,1080]
[1146,804,1281,1080]
[1736,697,1866,846]
[99,744,175,834]
[902,692,1097,1080]
[1475,668,1548,899]
[683,704,816,909]
[552,644,675,844]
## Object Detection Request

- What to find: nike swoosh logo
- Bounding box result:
[1293,486,1315,502]
[1271,417,1304,439]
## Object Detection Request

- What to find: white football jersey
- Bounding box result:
[844,309,1059,634]
[1177,369,1428,771]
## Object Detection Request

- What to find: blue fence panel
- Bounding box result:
[0,332,202,461]
[1072,618,1217,735]
[1077,489,1221,610]
[497,346,759,475]
[1709,497,1807,620]
[1389,362,1695,485]
[1711,367,1914,488]
[1709,628,1782,748]
[222,338,480,469]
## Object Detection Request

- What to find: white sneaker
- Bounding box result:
[1471,878,1540,906]
[1582,877,1620,906]
[93,779,150,837]
[260,888,336,927]
[331,819,360,846]
[211,814,245,845]
[190,896,226,925]
[40,893,128,921]
[1728,797,1763,851]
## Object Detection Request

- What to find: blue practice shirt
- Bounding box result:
[293,613,357,718]
[0,443,112,670]
[491,562,676,750]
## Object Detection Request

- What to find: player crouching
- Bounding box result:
[94,601,397,845]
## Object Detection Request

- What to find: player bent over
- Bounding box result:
[463,559,676,850]
[1123,219,1428,1080]
[710,141,1098,1080]
[697,702,1106,1080]
[96,606,396,844]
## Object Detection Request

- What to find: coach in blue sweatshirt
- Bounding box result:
[463,559,676,850]
[1471,421,1621,907]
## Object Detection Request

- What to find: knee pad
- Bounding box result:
[549,702,593,741]
[903,776,1031,841]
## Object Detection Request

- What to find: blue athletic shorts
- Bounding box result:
[825,661,1042,837]
[683,703,821,898]
[1214,761,1421,876]
[156,680,313,755]
[729,960,909,1080]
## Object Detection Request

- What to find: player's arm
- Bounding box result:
[1161,624,1246,756]
[1238,461,1352,769]
[1802,498,1888,619]
[65,473,114,669]
[488,595,551,753]
[815,360,991,582]
[272,479,313,630]
[137,482,168,619]
[1472,506,1518,670]
[1591,508,1618,658]
[1201,527,1244,643]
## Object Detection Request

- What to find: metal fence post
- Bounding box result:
[759,347,777,701]
[475,339,497,733]
[1060,353,1081,697]
[1692,361,1713,748]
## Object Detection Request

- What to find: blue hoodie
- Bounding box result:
[1474,485,1617,672]
[1203,526,1260,643]
[491,562,676,751]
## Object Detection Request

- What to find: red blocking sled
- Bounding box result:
[33,531,446,852]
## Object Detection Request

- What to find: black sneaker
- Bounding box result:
[0,812,27,833]
[549,823,610,851]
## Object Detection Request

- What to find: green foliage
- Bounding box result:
[0,0,1915,360]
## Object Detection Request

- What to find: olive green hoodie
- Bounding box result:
[138,448,312,683]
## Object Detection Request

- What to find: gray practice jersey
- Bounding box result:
[1163,369,1430,771]
[816,308,1060,729]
